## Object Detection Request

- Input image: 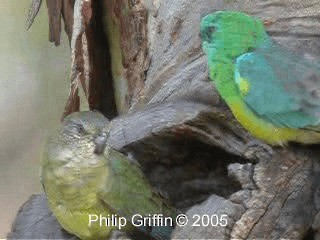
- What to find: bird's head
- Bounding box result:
[63,111,111,154]
[200,11,268,58]
[62,111,109,138]
[46,111,110,163]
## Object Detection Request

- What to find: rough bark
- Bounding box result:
[10,0,320,239]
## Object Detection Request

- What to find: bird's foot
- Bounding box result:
[243,140,273,162]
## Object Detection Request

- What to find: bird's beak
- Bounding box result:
[94,132,108,154]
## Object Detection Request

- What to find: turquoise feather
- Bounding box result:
[235,40,320,129]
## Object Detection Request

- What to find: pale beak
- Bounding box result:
[94,132,108,154]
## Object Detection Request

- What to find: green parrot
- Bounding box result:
[41,111,175,240]
[200,11,320,145]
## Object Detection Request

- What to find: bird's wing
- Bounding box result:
[98,148,172,218]
[235,41,320,129]
[98,148,175,240]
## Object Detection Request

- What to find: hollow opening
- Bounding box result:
[90,1,118,119]
[128,136,245,210]
[303,227,315,240]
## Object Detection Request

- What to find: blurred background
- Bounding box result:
[0,1,71,237]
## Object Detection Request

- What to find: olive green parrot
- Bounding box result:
[41,111,175,240]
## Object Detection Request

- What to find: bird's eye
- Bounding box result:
[203,26,215,41]
[76,124,85,133]
[200,25,215,42]
[207,26,215,34]
[69,122,86,134]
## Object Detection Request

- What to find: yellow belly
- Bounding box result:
[227,99,320,145]
[51,205,115,240]
[42,157,131,239]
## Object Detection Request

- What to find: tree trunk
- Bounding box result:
[9,0,320,239]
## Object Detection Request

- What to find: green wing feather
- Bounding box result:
[99,148,173,217]
[98,148,175,240]
[235,40,320,129]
